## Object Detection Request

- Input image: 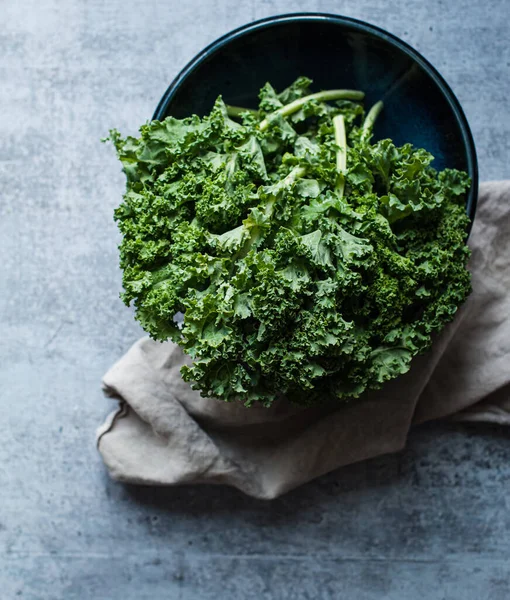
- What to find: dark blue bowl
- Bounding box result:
[154,13,478,225]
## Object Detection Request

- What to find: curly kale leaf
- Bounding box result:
[107,78,472,407]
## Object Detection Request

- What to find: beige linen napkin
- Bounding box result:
[97,181,510,499]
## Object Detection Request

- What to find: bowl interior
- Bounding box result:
[154,15,477,220]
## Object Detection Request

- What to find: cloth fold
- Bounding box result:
[97,181,510,499]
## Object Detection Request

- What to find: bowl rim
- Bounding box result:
[153,12,478,227]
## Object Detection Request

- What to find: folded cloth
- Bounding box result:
[97,181,510,500]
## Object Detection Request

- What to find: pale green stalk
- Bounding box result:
[362,101,384,138]
[280,165,307,188]
[262,166,307,217]
[333,114,347,197]
[259,89,365,131]
[226,105,258,118]
[236,166,306,260]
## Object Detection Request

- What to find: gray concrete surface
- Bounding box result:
[1,0,510,598]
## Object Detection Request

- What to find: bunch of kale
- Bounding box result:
[107,77,471,407]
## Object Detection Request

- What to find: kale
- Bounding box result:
[106,78,471,407]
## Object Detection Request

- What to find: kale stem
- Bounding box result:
[259,89,365,131]
[263,166,307,217]
[226,105,259,118]
[333,114,347,197]
[362,101,384,138]
[236,165,306,260]
[281,165,307,188]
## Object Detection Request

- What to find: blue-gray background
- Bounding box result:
[1,1,509,598]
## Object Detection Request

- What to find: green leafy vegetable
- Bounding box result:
[106,77,471,407]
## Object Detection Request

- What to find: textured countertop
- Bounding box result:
[2,1,510,598]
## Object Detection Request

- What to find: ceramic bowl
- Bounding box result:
[153,13,478,224]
